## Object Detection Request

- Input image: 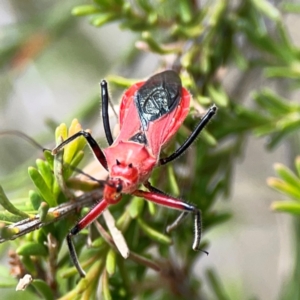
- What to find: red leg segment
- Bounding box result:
[133,189,202,251]
[67,199,109,277]
[143,181,191,234]
[72,199,109,233]
[133,189,193,211]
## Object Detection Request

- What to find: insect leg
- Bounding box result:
[52,130,108,170]
[159,105,217,165]
[0,130,47,151]
[144,180,165,194]
[67,199,109,277]
[166,211,189,233]
[133,189,203,251]
[101,80,114,146]
[143,181,190,234]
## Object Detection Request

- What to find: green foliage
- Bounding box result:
[1,0,300,299]
[268,157,300,214]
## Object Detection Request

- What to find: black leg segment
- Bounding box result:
[101,80,114,146]
[67,230,86,278]
[52,130,108,170]
[159,105,217,165]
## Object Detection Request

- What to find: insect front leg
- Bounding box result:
[67,199,109,277]
[101,80,114,146]
[52,130,108,170]
[133,188,203,251]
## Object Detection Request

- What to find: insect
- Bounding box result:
[52,70,217,277]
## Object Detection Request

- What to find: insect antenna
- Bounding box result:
[64,162,107,187]
[0,130,109,190]
[59,158,123,194]
[0,130,48,152]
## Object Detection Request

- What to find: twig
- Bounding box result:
[0,189,103,243]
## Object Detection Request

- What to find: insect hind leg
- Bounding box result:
[159,105,217,165]
[138,183,205,252]
[167,207,204,252]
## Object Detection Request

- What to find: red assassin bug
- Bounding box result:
[52,70,217,277]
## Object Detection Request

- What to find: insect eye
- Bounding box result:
[116,159,121,165]
[116,183,122,193]
[128,163,133,168]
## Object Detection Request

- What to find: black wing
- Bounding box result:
[134,70,182,130]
